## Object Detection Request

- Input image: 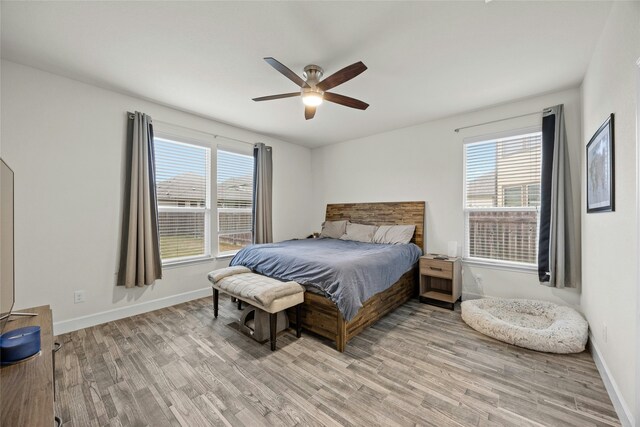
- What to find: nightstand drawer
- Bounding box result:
[420,259,453,279]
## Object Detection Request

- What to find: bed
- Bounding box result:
[231,201,425,352]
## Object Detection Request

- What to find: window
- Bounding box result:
[153,134,255,263]
[464,129,542,266]
[217,149,254,254]
[155,137,211,263]
[527,183,540,207]
[503,183,541,207]
[503,186,523,207]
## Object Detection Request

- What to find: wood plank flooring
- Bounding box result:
[54,297,620,427]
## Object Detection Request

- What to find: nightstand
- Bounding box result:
[418,255,462,310]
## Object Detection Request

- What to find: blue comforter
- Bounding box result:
[230,238,422,321]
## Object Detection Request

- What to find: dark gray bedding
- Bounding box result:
[230,238,422,321]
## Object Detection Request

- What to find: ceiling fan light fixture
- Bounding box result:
[302,92,323,107]
[253,58,368,119]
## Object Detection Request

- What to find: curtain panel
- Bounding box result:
[117,112,162,287]
[252,143,273,244]
[538,104,579,288]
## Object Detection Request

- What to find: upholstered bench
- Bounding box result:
[207,266,304,351]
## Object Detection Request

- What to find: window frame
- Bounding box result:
[216,144,254,257]
[154,134,213,265]
[462,126,542,272]
[153,126,255,266]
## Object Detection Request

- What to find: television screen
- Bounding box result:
[0,158,14,333]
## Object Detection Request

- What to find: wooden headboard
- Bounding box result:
[325,201,425,249]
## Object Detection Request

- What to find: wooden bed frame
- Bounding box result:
[287,201,425,352]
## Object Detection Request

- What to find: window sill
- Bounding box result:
[463,258,538,274]
[161,252,241,268]
[162,256,215,269]
[215,252,239,260]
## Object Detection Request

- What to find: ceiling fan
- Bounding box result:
[252,57,369,120]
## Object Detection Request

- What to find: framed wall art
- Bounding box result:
[586,114,615,213]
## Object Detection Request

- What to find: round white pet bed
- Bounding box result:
[461,298,588,354]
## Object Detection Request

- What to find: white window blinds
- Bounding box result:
[155,138,211,262]
[464,130,542,265]
[217,149,254,253]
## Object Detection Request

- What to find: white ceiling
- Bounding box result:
[1,1,612,147]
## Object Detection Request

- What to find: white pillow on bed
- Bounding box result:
[373,225,415,245]
[320,220,347,239]
[339,222,378,243]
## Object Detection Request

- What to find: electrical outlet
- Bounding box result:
[602,322,607,343]
[74,290,86,304]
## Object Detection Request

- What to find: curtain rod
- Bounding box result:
[454,108,552,133]
[127,113,255,147]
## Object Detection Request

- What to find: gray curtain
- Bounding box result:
[252,143,273,244]
[538,104,579,287]
[117,112,162,287]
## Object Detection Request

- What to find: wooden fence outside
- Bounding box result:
[468,210,538,264]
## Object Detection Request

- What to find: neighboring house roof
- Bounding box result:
[467,171,496,199]
[217,176,252,202]
[156,172,252,202]
[157,172,206,202]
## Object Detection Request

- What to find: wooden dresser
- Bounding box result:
[1,305,58,426]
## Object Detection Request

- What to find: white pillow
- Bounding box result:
[320,220,347,239]
[340,222,378,243]
[373,225,415,245]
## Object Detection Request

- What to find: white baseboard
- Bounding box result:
[588,333,635,427]
[53,287,212,335]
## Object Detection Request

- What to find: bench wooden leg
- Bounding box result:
[270,313,277,351]
[213,289,219,318]
[237,299,242,310]
[296,304,302,338]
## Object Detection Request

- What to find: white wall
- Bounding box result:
[0,60,313,332]
[580,2,640,425]
[311,87,582,308]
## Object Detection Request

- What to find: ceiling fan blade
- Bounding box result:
[305,105,316,120]
[324,92,369,110]
[252,92,300,102]
[316,61,367,92]
[264,57,309,88]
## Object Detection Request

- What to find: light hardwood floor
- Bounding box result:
[54,297,620,427]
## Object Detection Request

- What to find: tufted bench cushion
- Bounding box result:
[207,266,304,313]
